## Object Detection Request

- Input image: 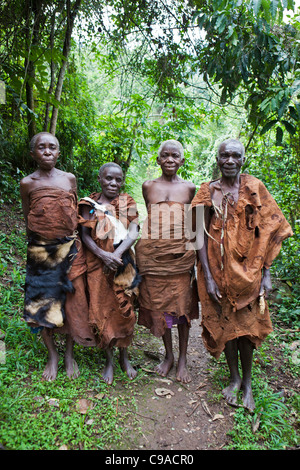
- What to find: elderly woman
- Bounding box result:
[79,163,140,385]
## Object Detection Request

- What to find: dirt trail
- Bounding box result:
[124,320,235,451]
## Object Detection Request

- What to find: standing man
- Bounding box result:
[192,138,293,410]
[136,140,199,384]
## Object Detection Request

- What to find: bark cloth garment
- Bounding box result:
[78,192,139,349]
[191,174,293,358]
[23,186,96,346]
[135,201,199,337]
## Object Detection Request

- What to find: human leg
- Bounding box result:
[119,347,137,380]
[102,347,114,385]
[64,334,80,379]
[155,328,174,377]
[222,339,242,406]
[41,328,59,381]
[177,322,191,383]
[238,336,255,411]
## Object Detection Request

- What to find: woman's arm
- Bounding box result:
[80,204,123,271]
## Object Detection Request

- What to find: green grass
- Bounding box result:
[0,204,145,450]
[0,202,299,450]
[0,307,145,450]
[0,307,141,450]
[207,333,300,450]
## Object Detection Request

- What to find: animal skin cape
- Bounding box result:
[78,193,139,349]
[23,187,78,329]
[191,174,293,358]
[23,186,96,346]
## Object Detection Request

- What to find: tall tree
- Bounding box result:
[85,0,298,144]
[1,0,299,169]
[0,0,83,140]
[49,0,81,134]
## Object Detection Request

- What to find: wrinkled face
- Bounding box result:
[217,141,245,179]
[98,166,123,200]
[157,142,184,176]
[31,134,60,171]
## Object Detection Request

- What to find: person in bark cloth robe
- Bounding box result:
[20,132,95,382]
[136,140,199,384]
[78,163,140,385]
[191,138,293,411]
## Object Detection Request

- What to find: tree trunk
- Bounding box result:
[43,9,57,132]
[25,61,36,140]
[49,0,82,135]
[24,1,43,141]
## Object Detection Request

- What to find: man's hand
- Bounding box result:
[205,276,222,304]
[259,268,272,298]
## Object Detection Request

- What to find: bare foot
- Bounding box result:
[222,378,242,407]
[42,352,59,381]
[119,348,137,380]
[102,363,114,385]
[64,335,80,379]
[155,355,174,377]
[65,356,80,379]
[241,381,255,411]
[121,360,137,380]
[176,358,191,384]
[102,347,114,385]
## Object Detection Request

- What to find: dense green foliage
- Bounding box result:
[1,1,300,187]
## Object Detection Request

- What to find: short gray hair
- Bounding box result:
[157,140,184,160]
[217,139,245,158]
[29,132,59,152]
[98,162,123,178]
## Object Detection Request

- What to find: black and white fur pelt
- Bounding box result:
[24,235,77,328]
[83,197,141,295]
[112,240,141,295]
